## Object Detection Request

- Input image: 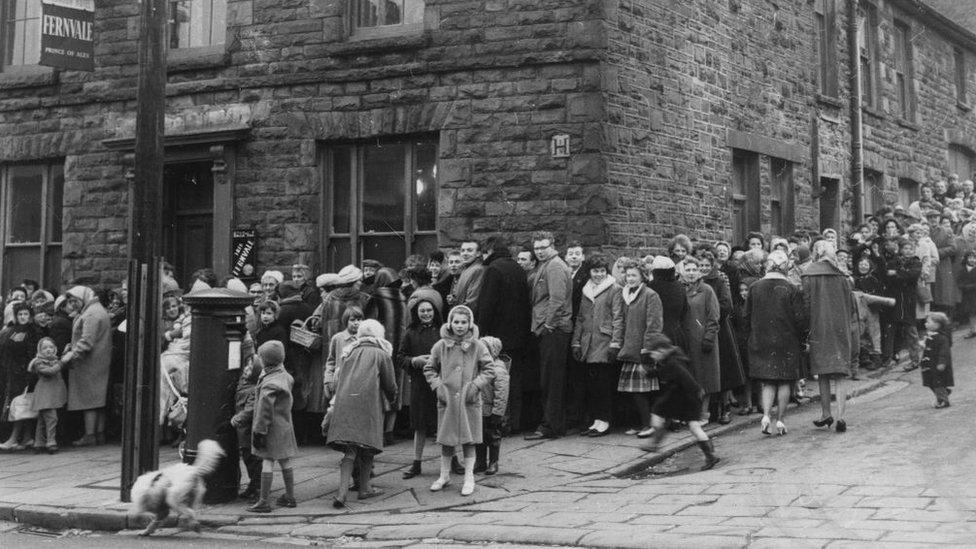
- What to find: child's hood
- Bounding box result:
[439,322,481,351]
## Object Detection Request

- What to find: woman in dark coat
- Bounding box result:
[0,302,40,450]
[802,241,856,433]
[745,251,807,436]
[276,281,315,442]
[698,251,746,424]
[397,288,444,479]
[648,256,689,353]
[881,238,923,369]
[327,319,397,506]
[679,258,720,423]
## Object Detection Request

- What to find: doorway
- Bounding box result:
[819,177,840,232]
[162,161,214,288]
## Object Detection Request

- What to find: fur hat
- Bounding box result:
[257,340,285,367]
[337,265,363,285]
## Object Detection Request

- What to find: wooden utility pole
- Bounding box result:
[121,0,167,502]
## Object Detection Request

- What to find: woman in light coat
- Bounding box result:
[424,305,495,497]
[571,252,623,437]
[61,286,112,447]
[679,258,720,424]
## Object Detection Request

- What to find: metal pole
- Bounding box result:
[848,0,865,226]
[121,0,167,502]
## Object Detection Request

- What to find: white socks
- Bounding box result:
[430,455,452,491]
[461,456,476,496]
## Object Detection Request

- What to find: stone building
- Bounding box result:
[0,0,973,291]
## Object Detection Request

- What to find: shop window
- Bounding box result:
[325,137,438,269]
[955,47,967,105]
[731,150,760,246]
[893,20,915,121]
[815,0,838,98]
[770,158,794,236]
[350,0,424,39]
[169,0,226,50]
[1,162,63,292]
[0,0,41,71]
[858,1,879,109]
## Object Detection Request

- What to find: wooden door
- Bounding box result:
[163,161,214,288]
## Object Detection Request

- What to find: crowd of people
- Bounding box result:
[0,178,969,511]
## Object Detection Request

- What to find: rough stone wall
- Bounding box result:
[601,0,818,256]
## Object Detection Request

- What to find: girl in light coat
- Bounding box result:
[423,305,495,496]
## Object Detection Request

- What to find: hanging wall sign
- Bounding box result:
[231,228,258,280]
[40,0,95,72]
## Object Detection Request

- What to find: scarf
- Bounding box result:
[582,276,615,301]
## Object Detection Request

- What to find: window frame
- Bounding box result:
[166,0,227,63]
[770,158,795,236]
[893,19,916,121]
[731,149,761,245]
[0,160,64,293]
[322,136,438,270]
[349,0,425,41]
[955,46,968,106]
[863,168,885,218]
[815,0,839,98]
[858,1,880,110]
[0,0,52,76]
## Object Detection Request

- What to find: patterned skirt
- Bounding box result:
[617,362,660,393]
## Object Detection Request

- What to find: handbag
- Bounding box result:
[8,389,38,421]
[162,367,188,429]
[917,280,933,304]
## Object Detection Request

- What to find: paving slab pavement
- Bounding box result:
[0,345,937,546]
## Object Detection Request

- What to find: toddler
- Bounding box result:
[230,336,261,501]
[255,301,287,348]
[920,312,954,408]
[28,337,67,453]
[475,336,509,476]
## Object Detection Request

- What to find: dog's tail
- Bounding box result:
[192,439,226,476]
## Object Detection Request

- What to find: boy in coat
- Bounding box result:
[248,341,298,513]
[475,336,510,475]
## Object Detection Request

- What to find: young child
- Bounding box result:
[639,337,720,471]
[248,340,298,513]
[255,301,287,349]
[230,336,261,501]
[28,337,67,453]
[475,336,509,475]
[958,250,976,339]
[423,305,495,496]
[323,306,364,401]
[920,312,954,408]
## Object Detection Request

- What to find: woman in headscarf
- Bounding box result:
[802,241,856,433]
[60,286,112,446]
[0,302,41,450]
[648,256,689,353]
[261,270,284,302]
[745,251,807,436]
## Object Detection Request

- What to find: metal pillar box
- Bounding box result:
[181,287,253,503]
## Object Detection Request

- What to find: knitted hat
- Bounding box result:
[407,287,444,317]
[261,270,284,285]
[480,336,502,359]
[316,273,341,289]
[257,340,285,367]
[337,265,363,285]
[649,256,675,271]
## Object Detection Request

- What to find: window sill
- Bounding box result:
[895,117,920,131]
[167,45,229,74]
[0,66,58,90]
[331,30,429,57]
[816,94,844,108]
[861,105,886,120]
[958,101,973,113]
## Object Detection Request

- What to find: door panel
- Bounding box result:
[163,161,214,288]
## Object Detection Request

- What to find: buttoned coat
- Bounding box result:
[327,337,398,454]
[683,280,720,393]
[66,293,112,411]
[572,278,624,364]
[802,261,855,377]
[614,284,664,363]
[424,322,495,446]
[531,254,573,335]
[251,364,298,460]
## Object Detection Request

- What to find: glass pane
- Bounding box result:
[356,0,379,28]
[362,144,405,233]
[170,1,191,49]
[404,0,424,24]
[331,147,352,233]
[361,236,404,270]
[8,165,43,243]
[327,239,352,270]
[414,140,437,232]
[383,0,402,25]
[44,246,61,291]
[48,165,64,243]
[413,234,438,259]
[3,246,40,293]
[210,0,227,46]
[165,162,214,210]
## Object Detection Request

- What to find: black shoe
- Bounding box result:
[835,420,847,433]
[588,428,609,437]
[473,462,487,474]
[813,416,834,428]
[484,462,498,475]
[524,430,558,441]
[579,428,593,436]
[276,495,297,508]
[402,460,422,480]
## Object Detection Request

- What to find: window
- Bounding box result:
[893,20,915,120]
[731,150,760,245]
[819,178,840,232]
[815,0,838,97]
[770,159,794,236]
[858,1,879,108]
[351,0,424,38]
[1,162,64,292]
[955,47,967,105]
[863,169,885,218]
[898,178,919,206]
[169,0,226,49]
[1,0,41,71]
[325,137,438,269]
[949,144,976,182]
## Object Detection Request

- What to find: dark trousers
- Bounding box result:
[584,362,618,423]
[565,356,587,429]
[537,330,571,436]
[475,416,502,467]
[505,347,531,432]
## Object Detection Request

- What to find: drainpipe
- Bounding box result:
[848,0,865,224]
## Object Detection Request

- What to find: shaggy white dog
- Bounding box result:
[130,439,225,536]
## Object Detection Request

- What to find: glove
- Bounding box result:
[701,340,714,354]
[251,432,266,450]
[572,346,583,362]
[608,347,620,364]
[230,415,242,429]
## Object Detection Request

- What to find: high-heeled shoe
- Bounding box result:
[760,415,771,435]
[776,421,787,436]
[813,416,834,428]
